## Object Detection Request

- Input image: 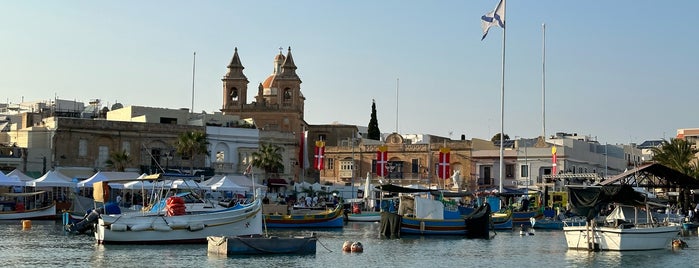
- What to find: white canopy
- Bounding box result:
[0,172,23,186]
[6,169,35,182]
[210,176,248,191]
[122,176,155,190]
[170,179,210,190]
[26,170,77,187]
[78,171,140,188]
[227,175,267,190]
[201,174,224,186]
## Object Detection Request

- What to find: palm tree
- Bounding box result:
[251,143,284,182]
[105,150,132,172]
[174,130,209,175]
[651,138,699,178]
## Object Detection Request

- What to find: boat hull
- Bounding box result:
[264,206,344,228]
[346,212,381,222]
[207,235,317,255]
[563,225,680,251]
[0,204,56,220]
[94,200,263,244]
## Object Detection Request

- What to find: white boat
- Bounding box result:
[94,198,263,244]
[346,211,381,222]
[563,185,680,251]
[0,191,57,220]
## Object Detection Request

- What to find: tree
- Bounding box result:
[368,99,381,140]
[491,133,510,142]
[174,130,209,175]
[251,143,285,182]
[651,138,699,178]
[105,150,132,172]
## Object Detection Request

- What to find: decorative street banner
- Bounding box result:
[551,146,557,175]
[376,145,388,177]
[438,147,451,179]
[314,140,325,170]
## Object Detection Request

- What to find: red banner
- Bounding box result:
[314,141,325,170]
[376,146,388,177]
[438,147,450,179]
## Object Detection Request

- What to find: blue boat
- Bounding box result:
[491,211,513,230]
[531,217,586,230]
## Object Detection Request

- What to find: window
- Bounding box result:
[520,164,528,178]
[318,134,326,141]
[283,88,291,100]
[231,87,238,100]
[98,146,109,168]
[78,139,87,157]
[327,158,334,170]
[122,141,131,156]
[506,164,514,178]
[411,159,419,173]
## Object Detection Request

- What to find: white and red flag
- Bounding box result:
[438,147,451,179]
[313,140,325,170]
[551,146,557,175]
[376,146,388,177]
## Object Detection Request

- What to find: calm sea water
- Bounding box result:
[1,220,698,268]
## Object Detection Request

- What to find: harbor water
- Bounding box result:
[1,220,698,267]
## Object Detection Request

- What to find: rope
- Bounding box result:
[316,236,333,253]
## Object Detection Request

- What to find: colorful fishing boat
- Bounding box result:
[264,204,344,228]
[491,210,513,230]
[0,191,57,220]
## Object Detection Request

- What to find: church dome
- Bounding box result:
[262,74,276,89]
[274,53,285,61]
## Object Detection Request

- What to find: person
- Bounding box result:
[520,197,530,212]
[116,194,122,206]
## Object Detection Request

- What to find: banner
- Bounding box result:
[314,140,325,170]
[551,146,557,175]
[438,147,450,179]
[376,145,388,177]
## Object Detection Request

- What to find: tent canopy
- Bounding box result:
[210,176,248,191]
[26,170,76,187]
[0,172,23,186]
[78,171,141,188]
[7,169,36,182]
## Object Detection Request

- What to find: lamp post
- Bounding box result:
[165,151,173,172]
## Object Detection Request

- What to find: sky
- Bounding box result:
[1,1,697,145]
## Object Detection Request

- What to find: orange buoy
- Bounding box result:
[351,241,363,253]
[342,241,353,252]
[22,220,32,229]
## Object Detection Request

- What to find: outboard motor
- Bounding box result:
[66,209,100,234]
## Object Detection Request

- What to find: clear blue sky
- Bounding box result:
[2,1,697,145]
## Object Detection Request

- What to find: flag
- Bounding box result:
[244,164,252,175]
[551,146,557,175]
[438,147,451,179]
[481,0,505,40]
[313,140,325,170]
[376,146,388,177]
[299,130,309,169]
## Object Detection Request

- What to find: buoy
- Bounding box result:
[672,239,688,249]
[342,241,353,252]
[22,220,32,229]
[351,241,364,253]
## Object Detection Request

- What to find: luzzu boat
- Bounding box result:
[264,204,344,228]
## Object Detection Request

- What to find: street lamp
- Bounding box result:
[165,150,173,172]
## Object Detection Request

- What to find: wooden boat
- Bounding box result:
[512,210,542,226]
[94,198,263,244]
[491,210,513,230]
[563,185,680,251]
[264,204,344,228]
[379,195,491,238]
[346,211,381,222]
[0,191,57,220]
[531,216,586,230]
[207,234,317,255]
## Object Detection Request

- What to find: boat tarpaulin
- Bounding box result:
[567,185,645,221]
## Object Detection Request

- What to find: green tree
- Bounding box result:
[174,130,209,175]
[251,143,285,181]
[491,133,510,142]
[651,138,699,178]
[105,150,132,172]
[368,99,381,140]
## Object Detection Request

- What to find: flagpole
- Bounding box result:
[542,23,546,140]
[498,1,506,193]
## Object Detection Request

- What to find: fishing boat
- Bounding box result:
[0,191,57,220]
[264,204,344,228]
[531,216,586,230]
[345,202,381,222]
[207,234,317,255]
[95,197,263,244]
[563,185,680,251]
[491,210,513,230]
